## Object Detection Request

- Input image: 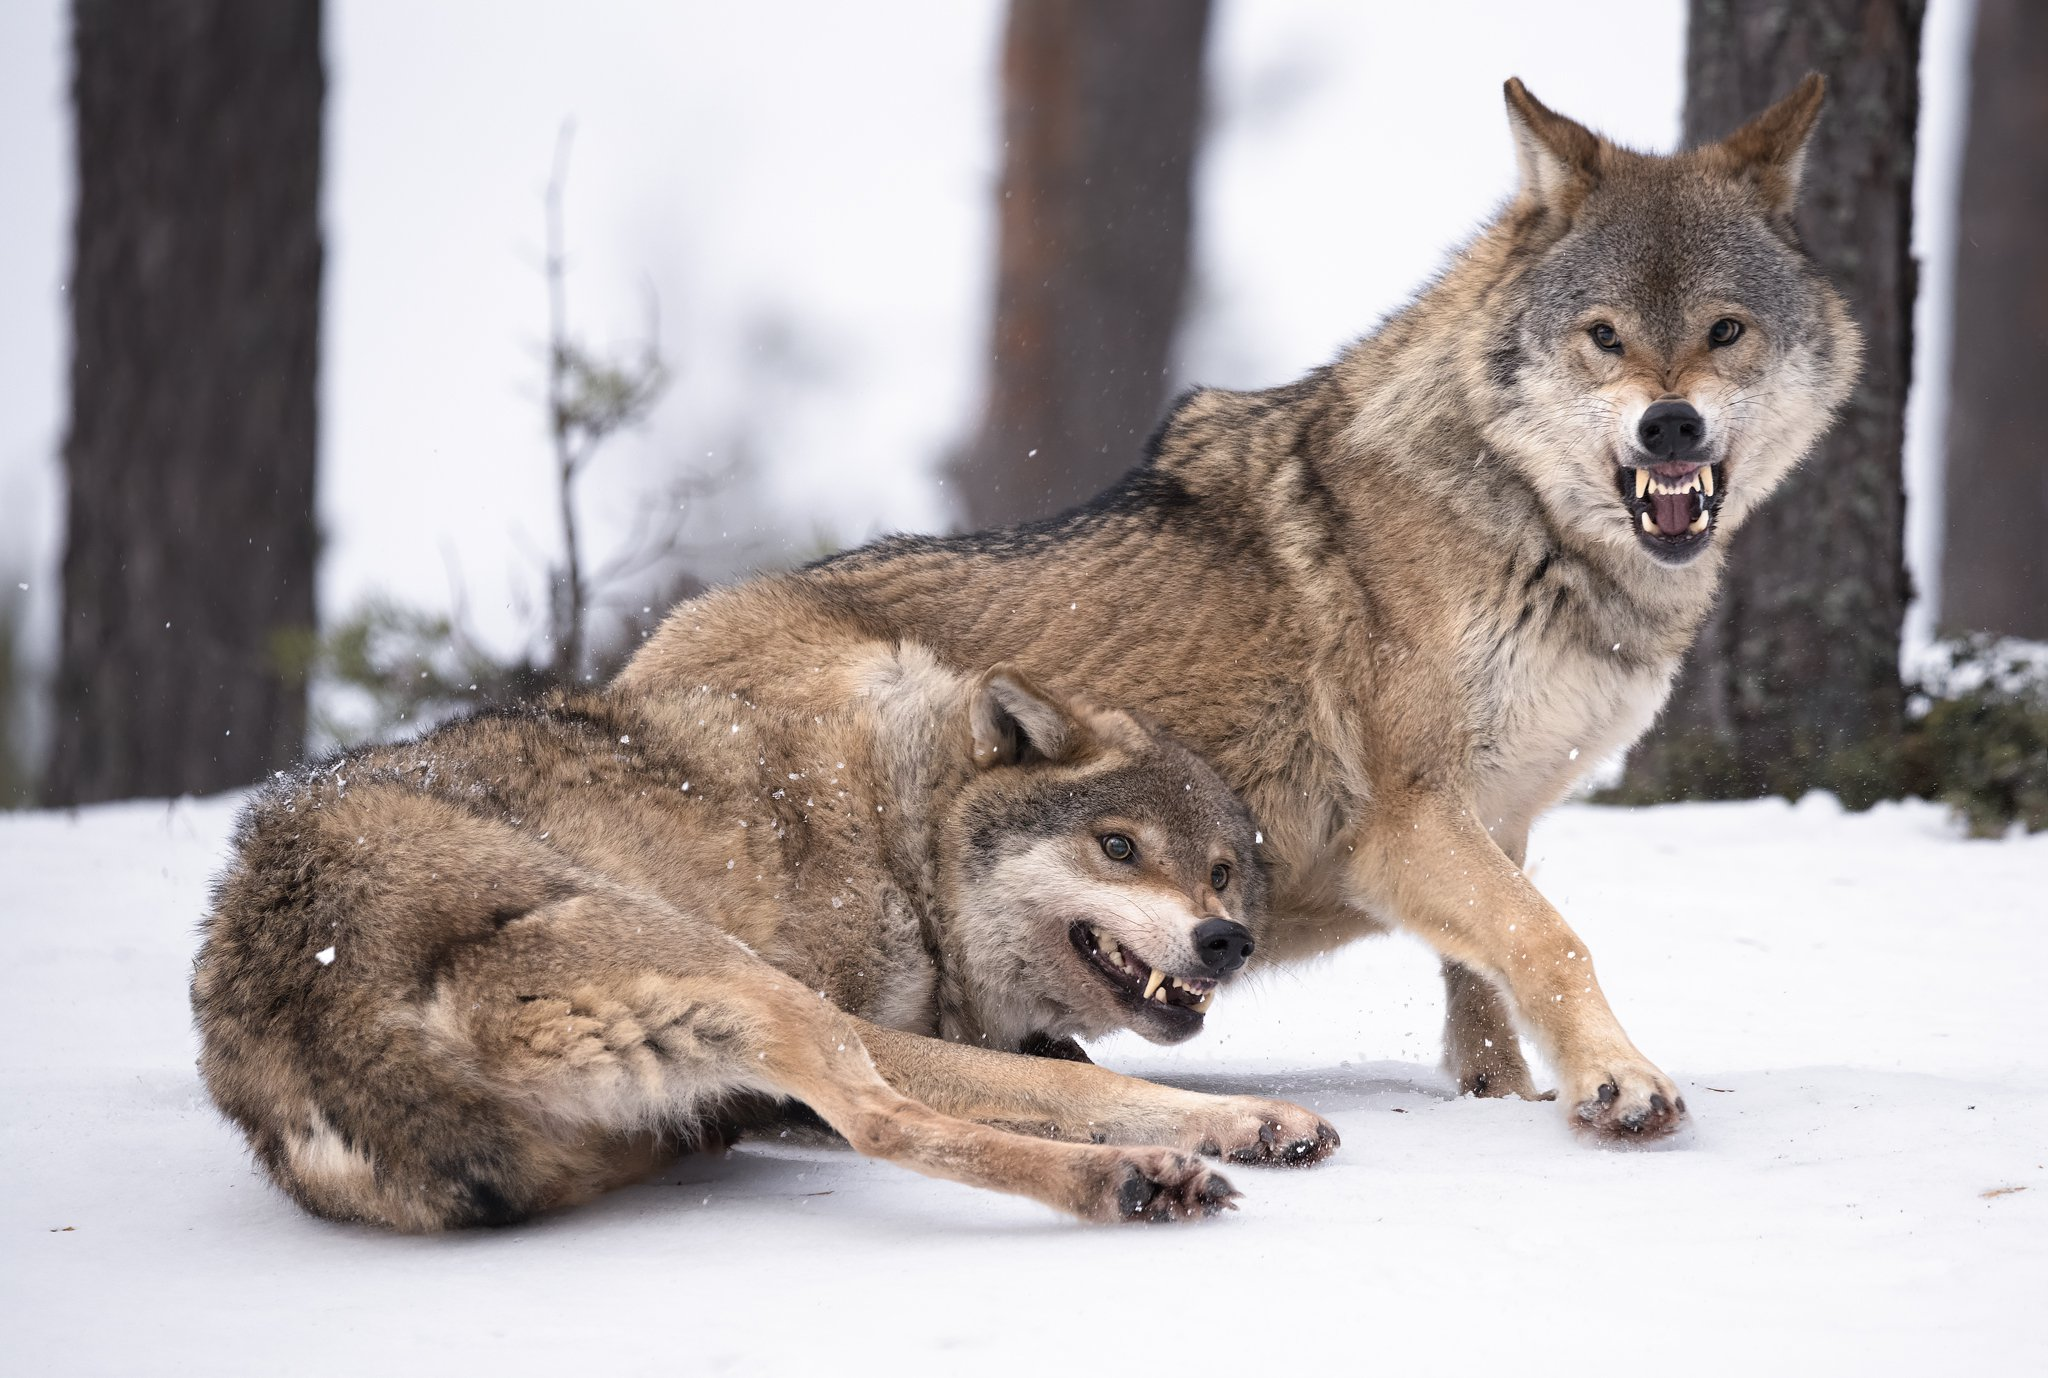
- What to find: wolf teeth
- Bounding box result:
[1193,992,1213,1014]
[1700,466,1714,496]
[1642,468,1706,496]
[1640,511,1656,534]
[1142,968,1166,1000]
[1688,510,1710,533]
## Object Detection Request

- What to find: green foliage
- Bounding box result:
[1910,637,2048,837]
[1812,735,1910,814]
[301,598,556,749]
[1597,723,1909,810]
[552,339,667,456]
[1600,635,2048,836]
[1596,733,1753,806]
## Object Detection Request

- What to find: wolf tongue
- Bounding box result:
[1650,491,1693,536]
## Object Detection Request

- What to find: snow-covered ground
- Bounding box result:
[3,793,2042,1375]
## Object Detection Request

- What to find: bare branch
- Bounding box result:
[536,119,675,682]
[544,118,583,678]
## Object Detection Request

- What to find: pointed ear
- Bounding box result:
[969,667,1088,769]
[1716,72,1826,217]
[1503,77,1603,213]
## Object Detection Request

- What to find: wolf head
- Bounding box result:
[1474,76,1860,569]
[936,667,1266,1048]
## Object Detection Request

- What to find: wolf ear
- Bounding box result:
[970,667,1088,769]
[1716,73,1826,217]
[1503,78,1603,213]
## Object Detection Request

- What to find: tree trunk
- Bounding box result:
[1622,0,1922,807]
[44,0,323,805]
[1939,0,2048,640]
[949,0,1211,529]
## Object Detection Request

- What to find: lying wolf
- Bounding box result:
[194,646,1337,1230]
[616,78,1861,1139]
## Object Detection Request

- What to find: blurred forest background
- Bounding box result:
[0,0,2041,830]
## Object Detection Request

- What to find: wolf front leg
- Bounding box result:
[1439,820,1546,1098]
[1348,792,1685,1138]
[853,1023,1340,1167]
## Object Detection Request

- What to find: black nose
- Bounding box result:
[1192,918,1255,975]
[1637,400,1706,460]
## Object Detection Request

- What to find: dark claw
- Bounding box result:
[1196,1175,1241,1216]
[1118,1161,1238,1222]
[1277,1113,1343,1163]
[1226,1118,1340,1166]
[1572,1080,1687,1139]
[1287,1121,1341,1164]
[1117,1171,1160,1220]
[1228,1121,1281,1164]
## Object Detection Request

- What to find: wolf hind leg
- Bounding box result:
[427,885,1240,1226]
[1440,959,1546,1099]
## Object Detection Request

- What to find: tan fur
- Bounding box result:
[616,78,1859,1138]
[194,646,1338,1231]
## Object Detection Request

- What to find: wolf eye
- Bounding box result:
[1588,323,1622,354]
[1210,863,1231,892]
[1709,317,1744,347]
[1101,834,1134,862]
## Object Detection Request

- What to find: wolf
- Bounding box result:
[193,644,1338,1231]
[616,77,1860,1139]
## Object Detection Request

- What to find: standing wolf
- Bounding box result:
[619,77,1860,1138]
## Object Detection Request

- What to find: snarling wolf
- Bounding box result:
[617,78,1860,1139]
[195,645,1338,1231]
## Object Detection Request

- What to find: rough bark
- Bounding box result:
[1939,0,2048,640]
[44,0,323,805]
[950,0,1211,528]
[1623,0,1922,805]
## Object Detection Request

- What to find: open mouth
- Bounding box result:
[1618,461,1724,563]
[1068,922,1214,1030]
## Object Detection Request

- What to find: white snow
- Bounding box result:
[3,792,2043,1375]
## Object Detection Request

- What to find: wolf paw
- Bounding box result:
[1106,1149,1240,1223]
[1566,1064,1687,1140]
[1456,1066,1549,1099]
[1186,1097,1340,1167]
[1446,1031,1541,1100]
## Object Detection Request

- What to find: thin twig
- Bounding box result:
[545,119,583,678]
